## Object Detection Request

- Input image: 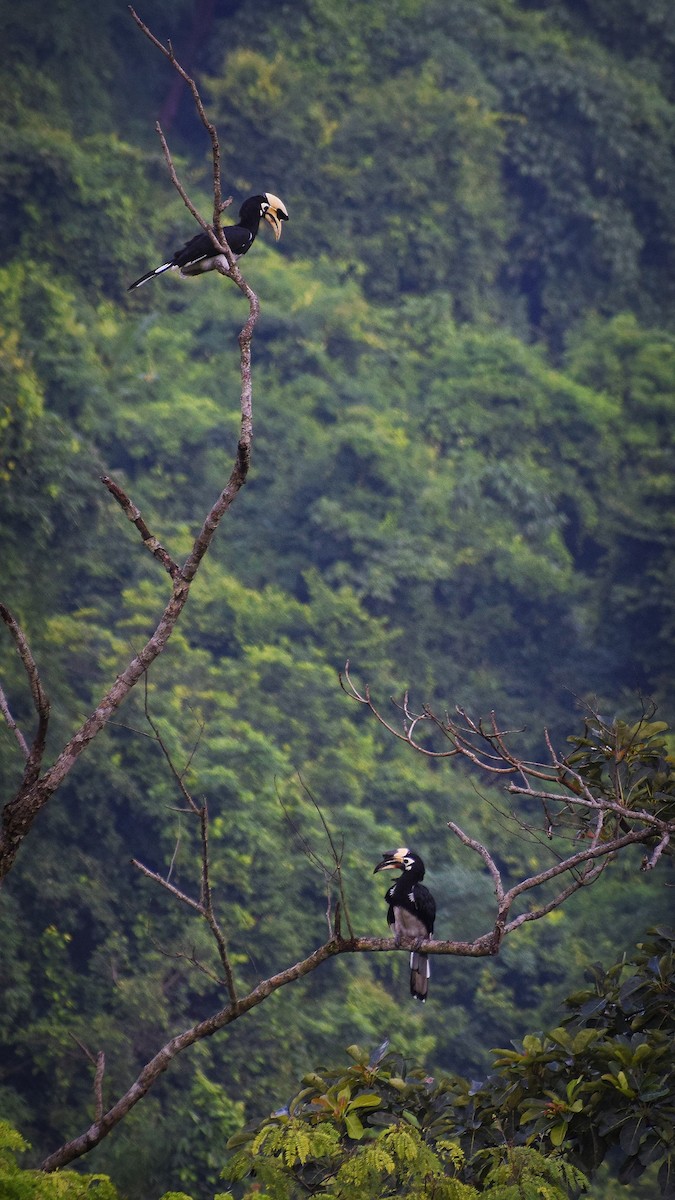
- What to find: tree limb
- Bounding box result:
[102,476,181,579]
[0,604,50,793]
[39,927,502,1173]
[0,682,29,760]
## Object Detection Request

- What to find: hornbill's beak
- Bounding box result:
[263,192,289,241]
[374,849,406,874]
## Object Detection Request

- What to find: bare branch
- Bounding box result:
[0,604,50,792]
[131,858,203,915]
[446,821,505,906]
[340,662,458,759]
[134,685,239,1002]
[643,832,670,871]
[199,801,238,1003]
[39,927,500,1173]
[0,682,29,759]
[152,940,227,988]
[503,860,608,933]
[154,121,235,267]
[141,678,200,815]
[94,1051,106,1124]
[102,476,181,579]
[128,5,223,229]
[69,1036,106,1123]
[298,776,356,940]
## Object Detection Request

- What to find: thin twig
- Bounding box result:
[68,1035,106,1123]
[102,477,181,579]
[643,832,670,871]
[128,5,223,227]
[94,1051,106,1123]
[447,821,505,906]
[142,676,200,815]
[0,683,29,759]
[154,122,234,263]
[299,775,356,940]
[199,802,238,1003]
[131,858,203,914]
[0,603,50,789]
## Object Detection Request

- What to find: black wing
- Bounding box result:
[171,225,254,269]
[413,883,436,936]
[171,231,214,269]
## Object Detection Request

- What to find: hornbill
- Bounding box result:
[374,848,436,1002]
[127,193,289,290]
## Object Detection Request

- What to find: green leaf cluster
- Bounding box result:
[0,1120,120,1200]
[225,930,674,1196]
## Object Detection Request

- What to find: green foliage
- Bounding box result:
[227,1115,584,1199]
[203,0,675,339]
[1,2,674,1199]
[225,931,674,1196]
[493,927,675,1191]
[0,1120,120,1199]
[562,710,675,846]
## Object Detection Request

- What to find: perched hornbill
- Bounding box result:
[127,193,289,290]
[374,848,436,1002]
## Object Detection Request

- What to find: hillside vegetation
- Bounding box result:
[0,1,673,1196]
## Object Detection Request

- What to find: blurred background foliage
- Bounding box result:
[0,0,673,1196]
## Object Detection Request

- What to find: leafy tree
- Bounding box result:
[0,1120,120,1200]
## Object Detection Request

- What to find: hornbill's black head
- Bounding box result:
[373,847,426,880]
[239,192,289,240]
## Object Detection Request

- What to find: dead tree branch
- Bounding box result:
[0,32,258,884]
[37,667,673,1174]
[128,6,224,233]
[341,663,675,891]
[102,477,181,579]
[0,604,50,793]
[0,682,29,760]
[131,692,238,1002]
[39,923,502,1173]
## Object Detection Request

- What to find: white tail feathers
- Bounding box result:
[127,263,173,291]
[410,951,430,1002]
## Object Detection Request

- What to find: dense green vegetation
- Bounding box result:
[225,929,674,1198]
[0,0,673,1197]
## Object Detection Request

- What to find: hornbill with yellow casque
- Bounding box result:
[374,847,436,1002]
[128,193,289,290]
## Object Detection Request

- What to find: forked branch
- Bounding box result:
[341,663,675,885]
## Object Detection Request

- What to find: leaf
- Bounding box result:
[344,1111,365,1140]
[547,1027,572,1051]
[570,1029,599,1054]
[348,1093,382,1110]
[346,1044,368,1064]
[367,1112,398,1126]
[620,1115,646,1156]
[619,1155,648,1184]
[369,1039,390,1067]
[658,1157,675,1199]
[550,1121,567,1147]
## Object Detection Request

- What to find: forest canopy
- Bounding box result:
[0,1,673,1197]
